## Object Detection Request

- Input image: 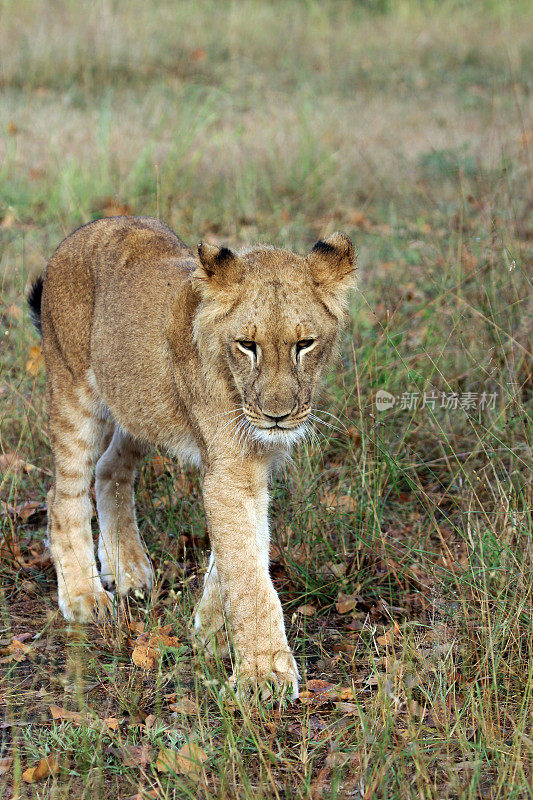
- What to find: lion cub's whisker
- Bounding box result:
[207,412,246,451]
[312,407,349,431]
[309,413,345,436]
[203,406,243,424]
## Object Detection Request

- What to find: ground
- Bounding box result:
[0,1,532,798]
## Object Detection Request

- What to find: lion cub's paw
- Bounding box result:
[99,549,153,596]
[58,581,114,623]
[230,649,300,703]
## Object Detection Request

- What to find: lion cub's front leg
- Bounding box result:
[198,460,299,699]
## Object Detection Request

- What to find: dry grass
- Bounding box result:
[1,1,532,798]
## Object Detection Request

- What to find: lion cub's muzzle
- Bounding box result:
[244,403,310,432]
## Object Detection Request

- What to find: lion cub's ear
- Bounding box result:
[194,242,243,292]
[308,232,356,290]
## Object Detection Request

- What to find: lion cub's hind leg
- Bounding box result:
[194,552,231,657]
[95,427,153,596]
[47,376,113,623]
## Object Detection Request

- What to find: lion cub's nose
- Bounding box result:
[261,403,297,423]
[263,411,290,424]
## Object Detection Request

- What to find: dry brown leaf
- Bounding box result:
[6,636,32,659]
[22,755,60,783]
[336,593,358,614]
[156,742,207,778]
[14,500,44,522]
[0,756,13,775]
[26,344,43,375]
[126,790,159,800]
[0,452,35,474]
[297,604,316,616]
[131,626,180,670]
[322,491,356,512]
[169,696,197,715]
[337,687,357,701]
[309,765,331,799]
[131,639,158,670]
[49,705,120,730]
[376,620,401,647]
[50,705,83,724]
[300,679,337,705]
[115,743,154,768]
[335,701,357,714]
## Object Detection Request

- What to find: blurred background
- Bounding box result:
[0,2,532,798]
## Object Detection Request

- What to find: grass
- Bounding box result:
[1,0,532,797]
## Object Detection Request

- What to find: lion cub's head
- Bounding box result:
[192,233,356,448]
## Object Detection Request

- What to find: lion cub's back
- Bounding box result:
[42,216,192,381]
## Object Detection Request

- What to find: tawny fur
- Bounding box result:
[31,216,356,697]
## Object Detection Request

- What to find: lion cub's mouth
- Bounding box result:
[241,408,310,447]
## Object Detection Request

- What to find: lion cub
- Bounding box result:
[28,217,355,697]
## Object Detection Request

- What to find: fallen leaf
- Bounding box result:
[22,755,59,783]
[14,500,44,522]
[336,593,358,614]
[50,706,83,724]
[0,452,35,474]
[325,750,353,768]
[191,48,207,61]
[335,701,357,714]
[6,637,32,659]
[131,626,180,670]
[299,679,337,705]
[126,790,159,800]
[307,679,337,693]
[115,743,154,768]
[156,742,207,778]
[376,620,401,647]
[26,344,43,375]
[169,696,197,715]
[0,756,12,775]
[297,604,316,617]
[322,491,356,512]
[132,639,158,670]
[49,705,120,730]
[309,765,331,798]
[337,687,358,701]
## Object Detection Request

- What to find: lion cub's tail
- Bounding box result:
[27,275,44,336]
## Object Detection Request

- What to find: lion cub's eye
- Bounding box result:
[296,339,315,357]
[237,340,257,357]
